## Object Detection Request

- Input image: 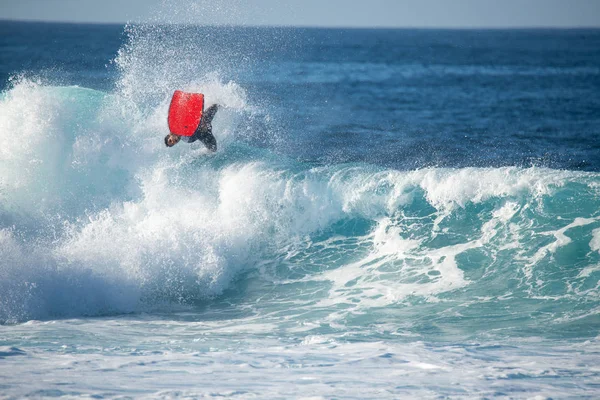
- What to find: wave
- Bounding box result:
[0,76,254,322]
[1,81,599,324]
[1,22,599,329]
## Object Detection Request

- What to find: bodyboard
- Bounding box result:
[168,90,204,137]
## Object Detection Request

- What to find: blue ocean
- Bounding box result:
[1,18,600,399]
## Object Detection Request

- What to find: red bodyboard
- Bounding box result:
[168,90,204,137]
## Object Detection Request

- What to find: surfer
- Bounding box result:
[165,103,219,151]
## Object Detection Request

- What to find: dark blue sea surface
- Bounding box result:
[1,20,600,398]
[2,22,599,170]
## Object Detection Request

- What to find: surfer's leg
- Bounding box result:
[194,104,218,151]
[198,130,217,152]
[202,104,219,125]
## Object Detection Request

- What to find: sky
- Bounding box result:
[1,0,600,28]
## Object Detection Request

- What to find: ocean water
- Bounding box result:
[1,18,600,399]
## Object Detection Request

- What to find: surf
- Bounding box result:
[1,80,599,327]
[1,21,599,338]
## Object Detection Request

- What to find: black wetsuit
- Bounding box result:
[180,104,218,151]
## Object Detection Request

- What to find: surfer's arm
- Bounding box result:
[179,135,194,143]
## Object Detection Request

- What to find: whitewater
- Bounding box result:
[1,19,599,399]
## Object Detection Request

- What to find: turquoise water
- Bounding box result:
[0,19,599,398]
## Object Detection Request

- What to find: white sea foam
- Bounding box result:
[2,74,600,323]
[524,217,599,280]
[590,228,600,254]
[0,316,598,399]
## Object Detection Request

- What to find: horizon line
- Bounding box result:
[2,18,600,31]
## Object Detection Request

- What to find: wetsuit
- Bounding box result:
[180,104,218,152]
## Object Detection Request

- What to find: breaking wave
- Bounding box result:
[1,23,599,335]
